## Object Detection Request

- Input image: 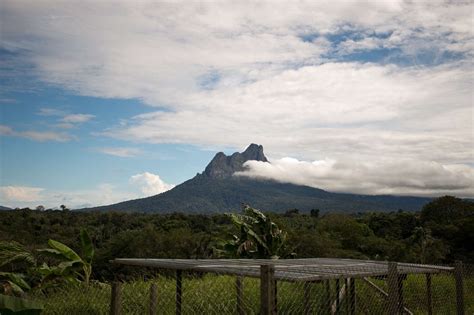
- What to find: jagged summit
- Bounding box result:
[203,143,268,179]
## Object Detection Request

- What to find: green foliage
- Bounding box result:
[223,205,291,258]
[37,229,94,285]
[421,195,473,224]
[0,294,43,315]
[0,241,36,269]
[0,272,31,295]
[0,196,472,283]
[0,229,95,299]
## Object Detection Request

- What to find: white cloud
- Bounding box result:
[99,147,142,158]
[0,172,174,208]
[103,62,472,164]
[1,1,473,197]
[0,124,73,142]
[38,107,65,117]
[0,186,44,204]
[0,125,14,136]
[236,158,474,198]
[54,123,75,129]
[61,113,94,124]
[45,184,138,209]
[0,181,156,209]
[130,172,174,196]
[2,1,472,107]
[37,108,94,128]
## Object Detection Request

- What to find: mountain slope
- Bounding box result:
[84,143,432,213]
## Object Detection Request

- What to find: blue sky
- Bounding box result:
[0,1,473,208]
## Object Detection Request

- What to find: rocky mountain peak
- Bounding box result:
[203,143,268,179]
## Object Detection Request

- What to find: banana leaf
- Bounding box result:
[0,294,43,314]
[80,229,94,263]
[46,240,82,262]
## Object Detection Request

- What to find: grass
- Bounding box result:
[31,272,473,314]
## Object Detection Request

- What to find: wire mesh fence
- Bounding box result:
[28,259,473,314]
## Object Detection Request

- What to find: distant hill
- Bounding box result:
[0,206,12,210]
[83,144,432,213]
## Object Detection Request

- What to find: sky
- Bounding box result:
[0,1,473,209]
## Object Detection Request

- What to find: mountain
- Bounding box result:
[0,206,12,210]
[204,143,267,178]
[83,144,432,213]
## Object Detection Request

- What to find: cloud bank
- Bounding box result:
[236,158,474,197]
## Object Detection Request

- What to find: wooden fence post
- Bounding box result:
[110,282,122,315]
[454,261,465,315]
[348,278,356,315]
[387,262,399,315]
[335,278,341,313]
[425,274,433,315]
[260,264,276,315]
[149,282,158,315]
[176,270,182,315]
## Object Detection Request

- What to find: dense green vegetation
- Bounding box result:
[1,196,472,283]
[0,196,472,313]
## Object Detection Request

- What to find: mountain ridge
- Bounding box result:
[82,144,433,213]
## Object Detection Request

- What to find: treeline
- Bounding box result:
[0,196,472,280]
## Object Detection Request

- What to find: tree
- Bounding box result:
[284,208,300,217]
[421,196,473,224]
[409,227,448,264]
[310,209,320,218]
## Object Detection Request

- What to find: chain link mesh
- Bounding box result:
[27,261,473,314]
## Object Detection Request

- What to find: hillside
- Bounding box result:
[84,144,432,213]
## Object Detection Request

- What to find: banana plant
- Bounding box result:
[0,272,31,296]
[0,241,36,296]
[37,229,94,285]
[0,241,36,269]
[224,205,291,259]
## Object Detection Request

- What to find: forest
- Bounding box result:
[1,195,472,282]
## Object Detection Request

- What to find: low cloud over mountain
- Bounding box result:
[237,157,474,198]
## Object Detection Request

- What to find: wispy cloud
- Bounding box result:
[0,124,73,142]
[38,108,94,128]
[98,147,142,158]
[61,113,94,124]
[38,107,66,117]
